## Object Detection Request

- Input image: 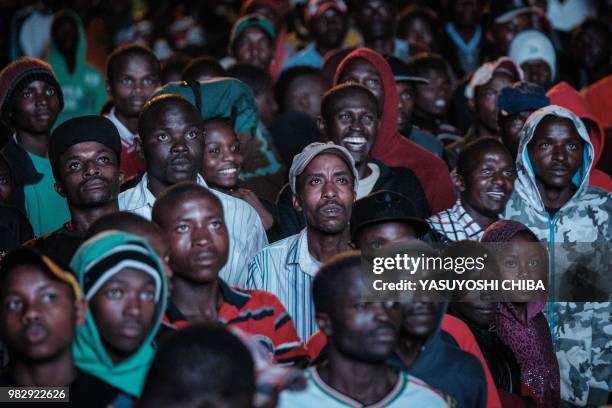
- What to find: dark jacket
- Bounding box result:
[0,204,34,259]
[1,139,42,214]
[271,158,430,241]
[27,223,85,269]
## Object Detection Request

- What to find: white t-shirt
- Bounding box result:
[356,162,381,199]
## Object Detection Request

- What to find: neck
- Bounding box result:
[12,349,77,386]
[16,129,51,157]
[452,24,477,43]
[320,348,398,405]
[69,200,119,232]
[114,109,139,135]
[306,227,351,263]
[396,334,425,368]
[172,275,222,323]
[208,184,235,195]
[147,174,174,197]
[461,198,498,230]
[364,37,394,56]
[535,180,577,210]
[356,160,372,179]
[474,122,499,140]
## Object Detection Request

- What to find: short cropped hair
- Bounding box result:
[151,181,221,225]
[226,63,273,97]
[274,66,326,112]
[320,83,380,123]
[313,250,362,315]
[456,137,511,178]
[106,44,160,83]
[138,94,200,138]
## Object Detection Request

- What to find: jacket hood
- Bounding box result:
[47,9,88,79]
[70,231,168,397]
[333,48,399,157]
[546,81,604,166]
[515,105,594,212]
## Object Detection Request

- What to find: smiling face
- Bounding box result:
[337,58,384,111]
[293,153,355,235]
[202,120,243,189]
[457,145,516,219]
[324,265,401,362]
[321,88,379,166]
[56,141,122,208]
[157,192,229,284]
[527,116,584,190]
[89,268,157,363]
[140,102,204,188]
[11,80,61,134]
[108,54,160,119]
[0,265,82,361]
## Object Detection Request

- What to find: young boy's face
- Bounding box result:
[473,72,514,133]
[0,264,84,361]
[56,141,122,208]
[457,145,515,218]
[415,68,451,117]
[141,103,204,186]
[89,268,157,363]
[527,116,584,190]
[158,192,229,284]
[108,54,160,119]
[0,159,12,205]
[11,80,61,134]
[202,121,243,189]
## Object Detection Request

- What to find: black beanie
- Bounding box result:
[49,115,122,181]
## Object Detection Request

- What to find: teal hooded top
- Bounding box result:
[70,231,168,398]
[47,9,107,126]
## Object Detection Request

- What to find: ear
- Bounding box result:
[316,115,327,136]
[453,172,467,193]
[74,298,88,326]
[467,97,476,113]
[54,182,66,197]
[291,194,303,212]
[316,312,334,337]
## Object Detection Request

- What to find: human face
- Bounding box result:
[158,194,229,283]
[402,16,435,53]
[52,18,78,58]
[11,80,61,134]
[0,160,12,205]
[357,0,396,39]
[311,8,347,50]
[491,13,532,55]
[520,60,552,88]
[90,268,157,363]
[415,69,451,117]
[400,300,440,339]
[256,87,279,129]
[451,0,481,28]
[496,231,547,301]
[527,117,584,190]
[141,105,204,187]
[474,72,514,133]
[396,81,415,134]
[202,121,243,189]
[499,110,534,159]
[56,141,122,208]
[108,54,160,118]
[233,27,274,69]
[458,147,516,218]
[0,265,82,361]
[354,221,417,251]
[293,153,355,234]
[338,59,384,110]
[324,91,378,166]
[325,266,401,362]
[450,300,497,327]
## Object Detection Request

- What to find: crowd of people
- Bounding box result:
[0,0,610,407]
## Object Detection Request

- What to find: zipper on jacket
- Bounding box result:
[548,212,559,341]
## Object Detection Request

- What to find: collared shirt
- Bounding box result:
[246,228,322,341]
[105,108,145,180]
[427,199,485,241]
[118,173,268,287]
[163,279,308,365]
[278,369,448,408]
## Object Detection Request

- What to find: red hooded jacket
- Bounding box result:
[547,82,611,192]
[334,48,455,214]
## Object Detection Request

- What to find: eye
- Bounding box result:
[156,133,169,142]
[22,90,32,99]
[68,161,81,171]
[230,144,241,153]
[120,78,133,86]
[0,176,10,184]
[480,169,492,176]
[210,220,222,230]
[503,169,516,178]
[365,78,380,88]
[207,146,220,155]
[106,288,123,300]
[309,177,321,185]
[46,87,56,97]
[140,289,155,302]
[5,298,23,311]
[528,258,540,268]
[503,259,517,268]
[175,224,190,233]
[337,176,349,185]
[355,302,369,310]
[143,78,156,86]
[567,143,579,151]
[338,112,351,121]
[186,130,199,140]
[41,292,58,304]
[362,114,374,124]
[370,241,383,250]
[98,155,111,164]
[539,142,551,150]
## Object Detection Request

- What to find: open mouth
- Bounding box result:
[320,205,343,216]
[218,167,239,175]
[343,137,368,150]
[433,99,447,108]
[23,324,47,343]
[486,191,507,200]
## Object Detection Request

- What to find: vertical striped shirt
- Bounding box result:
[118,173,268,287]
[246,229,321,341]
[427,199,485,242]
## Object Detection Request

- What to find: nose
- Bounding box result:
[124,293,142,318]
[35,92,48,107]
[192,226,212,247]
[22,303,42,324]
[372,302,392,322]
[321,180,338,199]
[551,145,567,163]
[171,140,188,154]
[84,160,101,177]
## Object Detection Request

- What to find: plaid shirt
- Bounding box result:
[427,199,485,241]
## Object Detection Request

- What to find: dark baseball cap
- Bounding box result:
[490,0,536,24]
[385,56,429,84]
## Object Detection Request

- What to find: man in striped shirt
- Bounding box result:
[247,142,358,340]
[152,182,308,365]
[428,138,515,242]
[118,94,267,287]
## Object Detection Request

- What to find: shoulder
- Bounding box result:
[255,233,300,257]
[403,373,448,406]
[210,188,261,219]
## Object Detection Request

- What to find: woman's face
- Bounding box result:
[202,121,243,189]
